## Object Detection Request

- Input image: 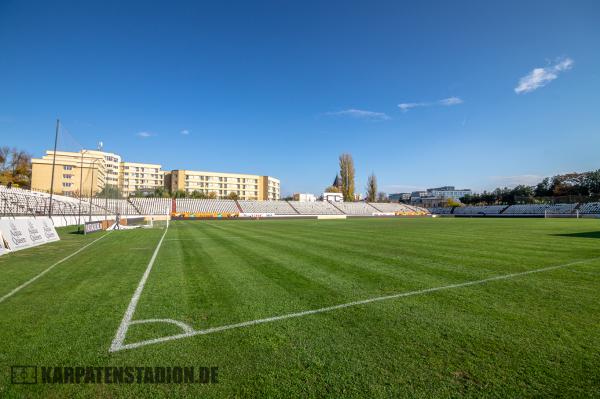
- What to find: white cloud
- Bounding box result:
[136,131,154,138]
[514,57,574,94]
[439,96,463,106]
[325,109,391,121]
[398,97,463,112]
[180,129,190,135]
[397,102,426,111]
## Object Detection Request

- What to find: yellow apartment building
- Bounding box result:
[31,149,281,200]
[170,170,280,200]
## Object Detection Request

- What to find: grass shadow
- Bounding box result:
[553,231,600,239]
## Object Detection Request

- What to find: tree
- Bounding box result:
[446,198,461,207]
[190,190,208,199]
[0,147,32,188]
[324,185,340,193]
[339,153,355,202]
[97,184,122,198]
[366,173,377,202]
[227,192,239,200]
[152,187,170,198]
[207,191,217,199]
[173,189,187,198]
[584,170,600,195]
[376,191,388,202]
[535,177,553,197]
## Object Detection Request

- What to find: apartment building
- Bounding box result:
[120,162,165,196]
[170,170,280,200]
[31,148,281,200]
[31,150,113,196]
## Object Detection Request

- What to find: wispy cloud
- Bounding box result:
[136,131,155,138]
[324,109,391,121]
[398,97,463,112]
[180,129,190,135]
[514,57,574,94]
[439,96,463,106]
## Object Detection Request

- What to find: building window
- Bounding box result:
[63,165,73,170]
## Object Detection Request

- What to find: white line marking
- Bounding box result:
[130,318,194,334]
[111,255,600,352]
[110,225,169,352]
[0,232,111,304]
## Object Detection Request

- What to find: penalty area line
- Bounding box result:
[110,224,170,352]
[0,232,111,304]
[112,255,600,352]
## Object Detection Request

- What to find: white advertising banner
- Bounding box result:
[0,231,9,256]
[0,219,35,251]
[239,213,276,218]
[0,217,60,252]
[37,217,60,242]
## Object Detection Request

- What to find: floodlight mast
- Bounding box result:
[48,119,60,219]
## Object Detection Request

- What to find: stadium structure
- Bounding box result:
[2,181,600,398]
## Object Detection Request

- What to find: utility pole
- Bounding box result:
[48,119,59,218]
[77,150,85,233]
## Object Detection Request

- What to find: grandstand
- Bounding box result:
[175,198,239,214]
[453,205,508,215]
[238,200,298,215]
[579,202,600,214]
[428,207,453,215]
[4,185,600,223]
[288,201,344,215]
[130,197,171,215]
[332,202,377,215]
[429,203,587,216]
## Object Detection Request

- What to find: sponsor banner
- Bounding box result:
[239,213,275,218]
[0,219,36,251]
[24,219,47,246]
[37,217,60,242]
[372,212,395,216]
[84,221,103,235]
[0,231,9,256]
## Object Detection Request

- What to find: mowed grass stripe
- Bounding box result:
[132,219,600,334]
[224,218,595,259]
[0,226,108,294]
[199,219,584,286]
[133,221,350,328]
[0,228,166,361]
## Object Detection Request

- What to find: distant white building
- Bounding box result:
[293,193,316,202]
[323,192,343,202]
[427,186,472,200]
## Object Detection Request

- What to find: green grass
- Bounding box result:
[1,218,600,398]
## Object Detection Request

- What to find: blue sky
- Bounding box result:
[1,1,599,196]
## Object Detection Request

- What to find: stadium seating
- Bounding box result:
[428,207,453,215]
[578,202,600,214]
[453,205,508,215]
[333,202,377,215]
[545,203,577,214]
[238,200,298,214]
[175,198,238,214]
[288,201,343,215]
[130,198,171,215]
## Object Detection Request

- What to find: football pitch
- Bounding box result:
[1,218,599,397]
